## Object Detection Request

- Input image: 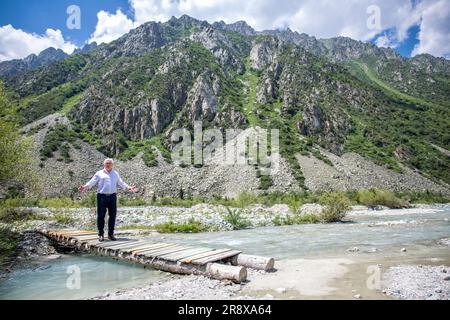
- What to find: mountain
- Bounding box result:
[1,15,449,197]
[73,42,98,55]
[0,43,99,80]
[0,47,69,78]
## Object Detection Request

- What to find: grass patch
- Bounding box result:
[52,212,74,224]
[154,219,208,233]
[0,197,39,208]
[350,61,438,110]
[38,197,82,208]
[272,213,320,226]
[118,197,148,207]
[59,92,83,114]
[239,57,260,127]
[357,189,410,209]
[400,191,450,204]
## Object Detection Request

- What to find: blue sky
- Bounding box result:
[371,25,421,57]
[0,0,132,47]
[0,0,448,62]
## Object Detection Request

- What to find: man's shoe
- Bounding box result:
[99,235,104,242]
[108,235,117,241]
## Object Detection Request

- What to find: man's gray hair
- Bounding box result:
[104,158,114,165]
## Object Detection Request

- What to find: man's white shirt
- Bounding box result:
[85,169,130,194]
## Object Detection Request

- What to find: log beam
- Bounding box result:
[232,254,275,271]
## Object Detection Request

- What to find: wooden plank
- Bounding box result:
[163,247,213,262]
[181,249,231,264]
[122,242,165,253]
[100,241,146,250]
[96,240,140,248]
[133,243,177,255]
[156,246,196,258]
[123,242,164,253]
[83,241,104,248]
[128,243,175,256]
[60,233,97,238]
[192,250,242,265]
[96,240,131,248]
[59,231,96,236]
[71,236,100,241]
[139,244,181,257]
[72,234,101,239]
[147,246,191,258]
[49,229,72,235]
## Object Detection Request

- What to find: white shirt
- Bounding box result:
[84,169,130,194]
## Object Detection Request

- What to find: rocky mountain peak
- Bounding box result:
[0,47,69,78]
[213,20,256,36]
[73,42,98,55]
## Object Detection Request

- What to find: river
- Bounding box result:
[0,205,449,299]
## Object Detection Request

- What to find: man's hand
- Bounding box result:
[79,185,87,193]
[127,185,138,193]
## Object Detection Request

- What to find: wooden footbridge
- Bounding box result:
[41,229,275,283]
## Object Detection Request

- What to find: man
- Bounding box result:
[79,158,138,242]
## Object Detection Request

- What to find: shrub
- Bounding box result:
[80,192,97,207]
[154,219,207,233]
[0,227,21,267]
[0,197,38,208]
[40,124,77,161]
[272,215,284,226]
[38,197,81,208]
[319,192,351,222]
[0,207,46,222]
[224,207,250,230]
[397,191,450,204]
[357,189,410,209]
[297,213,320,224]
[52,212,74,224]
[142,149,158,167]
[234,192,258,208]
[258,173,273,190]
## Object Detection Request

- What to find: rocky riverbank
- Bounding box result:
[380,237,450,300]
[6,203,448,234]
[382,265,450,300]
[90,274,247,300]
[3,203,305,233]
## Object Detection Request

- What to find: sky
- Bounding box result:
[0,0,449,62]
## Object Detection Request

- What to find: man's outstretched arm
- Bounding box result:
[79,173,99,193]
[117,173,138,193]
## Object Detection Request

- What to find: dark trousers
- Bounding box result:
[96,193,117,236]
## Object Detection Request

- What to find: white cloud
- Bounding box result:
[0,25,76,62]
[375,34,399,49]
[412,0,450,58]
[129,0,417,41]
[127,0,450,58]
[88,9,137,44]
